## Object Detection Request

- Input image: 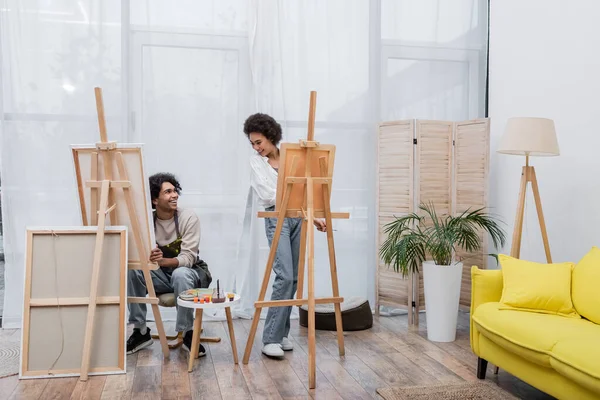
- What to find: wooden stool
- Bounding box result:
[177,294,240,372]
[151,293,221,348]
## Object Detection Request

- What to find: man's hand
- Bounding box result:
[150,247,163,265]
[314,218,327,232]
[150,246,179,268]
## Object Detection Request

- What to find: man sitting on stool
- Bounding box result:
[127,172,212,357]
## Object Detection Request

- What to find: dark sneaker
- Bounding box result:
[126,327,153,354]
[182,330,206,357]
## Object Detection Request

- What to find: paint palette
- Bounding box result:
[178,288,213,301]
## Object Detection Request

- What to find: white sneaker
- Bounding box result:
[262,343,284,358]
[281,337,293,351]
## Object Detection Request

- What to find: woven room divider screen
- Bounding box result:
[376,118,490,323]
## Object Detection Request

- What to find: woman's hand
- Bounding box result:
[314,218,327,232]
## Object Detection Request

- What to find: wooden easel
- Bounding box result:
[510,155,552,263]
[79,87,170,381]
[242,91,349,389]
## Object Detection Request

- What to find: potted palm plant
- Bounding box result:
[379,202,505,342]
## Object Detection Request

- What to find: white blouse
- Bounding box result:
[249,153,278,208]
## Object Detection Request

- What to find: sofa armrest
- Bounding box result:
[470,266,503,313]
[470,266,503,353]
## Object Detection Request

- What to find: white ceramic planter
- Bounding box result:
[422,261,463,342]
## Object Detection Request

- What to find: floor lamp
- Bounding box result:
[497,117,560,263]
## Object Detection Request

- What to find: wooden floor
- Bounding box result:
[0,311,555,400]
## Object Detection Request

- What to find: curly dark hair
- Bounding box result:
[243,113,282,146]
[149,172,182,209]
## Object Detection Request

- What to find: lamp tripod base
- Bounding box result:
[510,162,552,263]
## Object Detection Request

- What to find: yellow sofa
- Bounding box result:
[470,266,600,400]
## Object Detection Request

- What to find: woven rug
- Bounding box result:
[0,334,20,378]
[377,381,519,400]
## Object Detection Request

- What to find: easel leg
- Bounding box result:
[296,219,308,300]
[90,153,99,226]
[530,168,552,263]
[306,180,317,389]
[115,152,169,358]
[296,178,308,300]
[319,158,344,356]
[510,166,528,258]
[80,180,110,381]
[242,183,294,364]
[151,304,170,355]
[243,308,262,364]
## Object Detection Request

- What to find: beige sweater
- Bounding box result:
[154,207,200,268]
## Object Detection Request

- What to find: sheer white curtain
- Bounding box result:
[0,0,488,328]
[127,1,251,321]
[235,0,378,319]
[381,0,489,120]
[0,0,125,328]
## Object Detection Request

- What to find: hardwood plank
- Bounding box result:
[315,359,373,400]
[290,325,370,398]
[385,352,441,385]
[341,335,412,387]
[238,363,283,400]
[0,314,556,400]
[212,363,252,400]
[338,355,389,399]
[9,378,49,400]
[372,329,409,352]
[372,327,462,384]
[204,323,252,400]
[70,375,107,400]
[319,335,354,358]
[135,340,163,367]
[237,318,302,399]
[390,345,462,384]
[377,324,476,383]
[100,352,138,400]
[189,336,221,400]
[39,377,78,400]
[352,329,397,354]
[131,365,161,400]
[279,324,344,399]
[421,345,478,382]
[162,349,192,400]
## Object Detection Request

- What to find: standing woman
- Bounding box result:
[243,113,326,358]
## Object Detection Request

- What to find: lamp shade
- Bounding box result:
[497,117,560,156]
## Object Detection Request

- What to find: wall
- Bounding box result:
[489,0,600,264]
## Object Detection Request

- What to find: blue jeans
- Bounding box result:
[128,266,209,333]
[262,206,302,345]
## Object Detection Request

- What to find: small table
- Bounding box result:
[177,293,240,372]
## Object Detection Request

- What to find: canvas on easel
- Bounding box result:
[72,144,156,270]
[242,91,349,389]
[70,88,170,381]
[20,227,127,379]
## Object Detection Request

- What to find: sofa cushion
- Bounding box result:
[551,339,600,395]
[472,302,600,367]
[498,254,579,318]
[572,247,600,324]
